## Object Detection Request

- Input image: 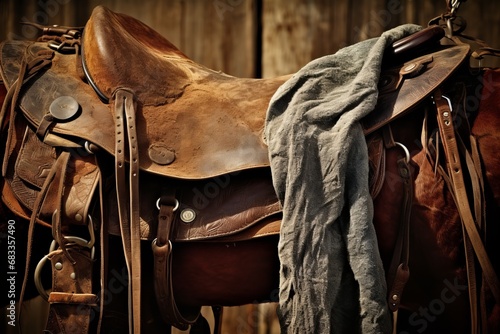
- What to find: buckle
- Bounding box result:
[52,213,95,249]
[21,22,83,53]
[35,215,95,301]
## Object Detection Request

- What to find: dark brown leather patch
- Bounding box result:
[363,44,470,134]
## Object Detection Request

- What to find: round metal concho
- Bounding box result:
[49,96,80,121]
[180,208,196,223]
[148,144,175,165]
[401,62,417,74]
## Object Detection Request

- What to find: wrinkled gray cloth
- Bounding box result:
[264,24,421,333]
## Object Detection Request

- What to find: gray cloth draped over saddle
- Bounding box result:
[265,24,421,333]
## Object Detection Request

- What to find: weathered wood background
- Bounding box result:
[1,0,499,79]
[1,0,499,333]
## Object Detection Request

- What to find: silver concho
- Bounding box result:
[49,96,80,120]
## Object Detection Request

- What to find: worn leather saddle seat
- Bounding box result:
[82,6,289,180]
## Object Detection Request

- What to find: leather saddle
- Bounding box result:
[0,5,470,333]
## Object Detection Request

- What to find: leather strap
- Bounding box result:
[1,49,54,176]
[97,167,108,334]
[212,305,223,334]
[46,246,97,334]
[113,88,141,334]
[383,126,413,333]
[434,91,500,332]
[18,150,70,327]
[6,45,98,333]
[152,194,201,330]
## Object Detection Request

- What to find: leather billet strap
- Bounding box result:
[380,126,413,334]
[18,151,70,326]
[112,88,141,334]
[152,195,201,330]
[45,245,97,334]
[433,91,500,333]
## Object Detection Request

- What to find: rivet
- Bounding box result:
[392,294,398,301]
[75,214,83,222]
[443,112,449,117]
[180,208,196,223]
[55,262,63,270]
[70,272,76,280]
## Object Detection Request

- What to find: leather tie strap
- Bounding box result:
[152,195,201,330]
[434,91,500,333]
[113,88,141,334]
[46,246,97,334]
[382,126,413,334]
[18,151,70,328]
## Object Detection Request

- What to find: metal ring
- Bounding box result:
[441,95,453,112]
[394,142,411,164]
[34,239,95,301]
[52,212,95,249]
[63,236,96,255]
[156,198,179,211]
[84,141,95,154]
[151,238,173,250]
[34,253,51,301]
[431,94,453,110]
[85,215,95,249]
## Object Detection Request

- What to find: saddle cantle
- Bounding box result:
[82,6,290,179]
[0,5,474,334]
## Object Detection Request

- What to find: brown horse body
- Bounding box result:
[1,6,499,334]
[371,67,500,333]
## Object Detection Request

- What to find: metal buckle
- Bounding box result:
[47,38,80,53]
[34,236,95,301]
[36,215,95,300]
[52,212,95,249]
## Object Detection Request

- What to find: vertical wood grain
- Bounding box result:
[181,0,257,77]
[262,0,351,78]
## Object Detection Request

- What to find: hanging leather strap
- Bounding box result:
[434,91,500,333]
[45,245,97,334]
[43,151,97,334]
[152,194,201,330]
[113,88,141,334]
[18,152,68,303]
[383,126,413,334]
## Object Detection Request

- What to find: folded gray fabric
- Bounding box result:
[264,24,422,333]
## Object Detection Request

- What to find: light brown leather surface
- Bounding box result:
[82,6,289,179]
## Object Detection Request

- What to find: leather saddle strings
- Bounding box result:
[112,88,142,334]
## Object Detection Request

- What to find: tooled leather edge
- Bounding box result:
[362,44,470,135]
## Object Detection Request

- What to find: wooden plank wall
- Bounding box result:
[0,1,499,333]
[1,0,499,77]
